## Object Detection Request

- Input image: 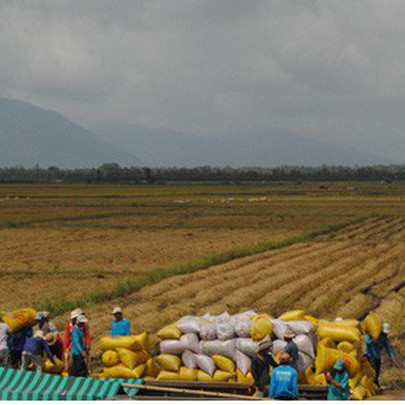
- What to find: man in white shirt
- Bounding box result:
[0,316,10,367]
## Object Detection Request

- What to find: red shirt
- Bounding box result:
[64,322,91,351]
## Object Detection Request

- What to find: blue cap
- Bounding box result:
[333,359,346,371]
[35,312,44,321]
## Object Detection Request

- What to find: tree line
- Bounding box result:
[0,163,404,183]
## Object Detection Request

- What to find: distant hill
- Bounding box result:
[93,124,395,167]
[0,98,141,168]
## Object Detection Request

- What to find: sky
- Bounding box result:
[1,0,405,160]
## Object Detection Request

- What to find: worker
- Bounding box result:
[45,333,63,361]
[9,325,33,369]
[269,352,299,400]
[0,316,10,367]
[37,311,58,335]
[283,328,299,369]
[251,336,279,397]
[64,308,91,355]
[365,322,398,389]
[21,330,56,373]
[111,307,131,336]
[71,315,89,377]
[326,359,350,400]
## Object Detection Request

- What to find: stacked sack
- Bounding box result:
[304,314,380,400]
[1,308,37,333]
[100,332,159,379]
[155,309,317,384]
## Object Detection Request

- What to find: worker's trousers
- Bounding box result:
[367,356,381,386]
[0,349,9,367]
[21,352,42,373]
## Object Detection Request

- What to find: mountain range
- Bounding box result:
[0,98,396,168]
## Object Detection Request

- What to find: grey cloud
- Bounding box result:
[1,0,405,160]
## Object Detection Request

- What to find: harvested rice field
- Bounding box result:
[1,182,405,386]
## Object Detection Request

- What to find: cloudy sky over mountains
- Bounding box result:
[1,0,405,160]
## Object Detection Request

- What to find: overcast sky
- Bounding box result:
[1,0,405,160]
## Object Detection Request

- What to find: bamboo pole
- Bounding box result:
[121,382,263,400]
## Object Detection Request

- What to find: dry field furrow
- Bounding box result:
[70,215,405,345]
[332,216,384,239]
[253,242,385,313]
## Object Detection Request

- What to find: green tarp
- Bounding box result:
[0,367,143,400]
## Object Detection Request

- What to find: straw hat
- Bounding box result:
[77,315,88,324]
[45,332,57,346]
[34,330,44,338]
[111,307,122,315]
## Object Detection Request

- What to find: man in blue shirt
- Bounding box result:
[111,307,131,336]
[270,353,299,400]
[71,315,89,377]
[21,330,56,373]
[365,322,398,388]
[10,326,33,369]
[326,359,350,400]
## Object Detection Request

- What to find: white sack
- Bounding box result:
[160,339,187,355]
[293,334,315,359]
[196,354,216,376]
[180,333,200,353]
[272,339,287,355]
[297,352,314,374]
[235,320,253,338]
[287,321,314,335]
[217,323,235,341]
[236,338,259,358]
[271,320,289,340]
[200,323,217,341]
[182,350,198,369]
[177,317,201,334]
[235,350,252,376]
[200,339,236,360]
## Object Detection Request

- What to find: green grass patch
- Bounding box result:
[36,216,367,316]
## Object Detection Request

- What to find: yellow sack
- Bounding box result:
[179,367,198,381]
[351,385,367,400]
[349,372,361,390]
[250,318,272,341]
[363,312,382,340]
[337,341,355,354]
[304,315,319,326]
[319,338,336,349]
[157,370,179,381]
[303,367,316,385]
[314,373,327,386]
[197,370,214,382]
[155,354,181,372]
[251,313,273,321]
[117,348,149,369]
[236,369,254,384]
[318,323,360,343]
[350,385,367,401]
[100,332,149,352]
[133,363,146,378]
[42,358,64,374]
[278,310,306,322]
[2,308,37,333]
[360,376,375,398]
[315,343,359,378]
[104,364,140,379]
[89,372,105,379]
[145,358,161,378]
[212,355,235,373]
[157,325,182,340]
[102,350,120,367]
[213,370,234,382]
[334,319,361,330]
